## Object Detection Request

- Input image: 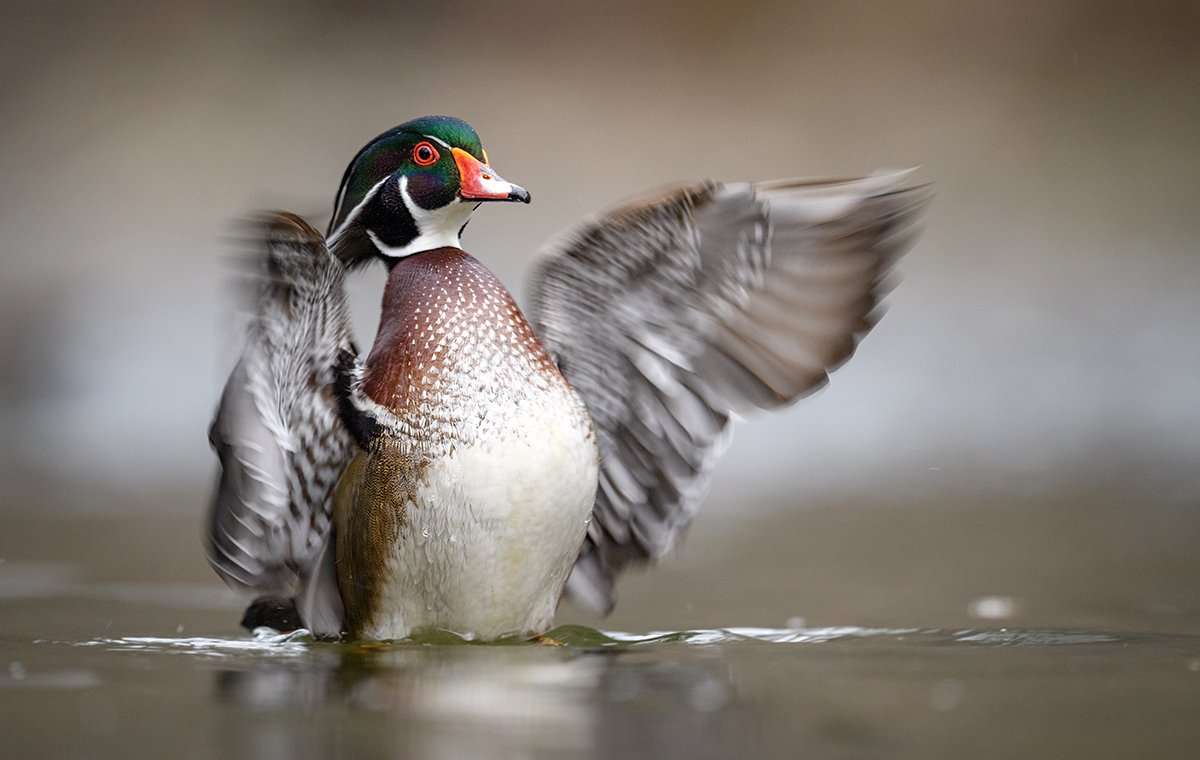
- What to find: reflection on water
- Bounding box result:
[213,641,609,756]
[5,518,1200,759]
[3,524,1195,758]
[113,627,753,758]
[5,625,1192,759]
[4,542,1200,758]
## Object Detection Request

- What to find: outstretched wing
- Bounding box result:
[206,213,356,631]
[528,172,931,613]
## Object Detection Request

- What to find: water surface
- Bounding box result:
[4,505,1200,759]
[5,597,1200,759]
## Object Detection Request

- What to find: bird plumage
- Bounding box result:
[205,117,930,639]
[206,213,355,630]
[332,248,598,639]
[529,172,930,612]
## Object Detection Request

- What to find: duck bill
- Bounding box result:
[452,147,530,203]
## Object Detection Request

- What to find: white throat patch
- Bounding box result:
[327,175,475,260]
[369,176,473,258]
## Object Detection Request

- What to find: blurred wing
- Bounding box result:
[206,213,357,626]
[528,172,931,612]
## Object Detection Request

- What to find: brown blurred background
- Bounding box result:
[1,0,1198,635]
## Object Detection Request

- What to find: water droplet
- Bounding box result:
[422,529,430,539]
[449,535,457,543]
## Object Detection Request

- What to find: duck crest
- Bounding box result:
[360,247,568,454]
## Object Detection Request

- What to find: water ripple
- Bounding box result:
[42,624,1143,657]
[953,630,1123,646]
[598,626,923,645]
[61,628,312,657]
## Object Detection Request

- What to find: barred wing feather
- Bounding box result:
[528,172,931,613]
[206,213,356,633]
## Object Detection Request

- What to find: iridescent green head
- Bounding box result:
[326,116,529,266]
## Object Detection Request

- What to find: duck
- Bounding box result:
[206,115,930,641]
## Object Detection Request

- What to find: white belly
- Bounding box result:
[361,403,599,640]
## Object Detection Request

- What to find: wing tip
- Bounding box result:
[262,211,325,243]
[755,166,927,191]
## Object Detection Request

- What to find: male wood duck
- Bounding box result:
[207,115,930,641]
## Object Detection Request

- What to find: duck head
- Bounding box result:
[326,115,530,266]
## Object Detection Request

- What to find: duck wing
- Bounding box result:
[206,213,356,635]
[527,172,931,613]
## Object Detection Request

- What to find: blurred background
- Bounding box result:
[1,0,1198,638]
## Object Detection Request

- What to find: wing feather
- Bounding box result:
[529,172,931,612]
[206,213,356,627]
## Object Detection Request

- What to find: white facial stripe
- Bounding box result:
[423,134,452,149]
[331,183,347,229]
[327,174,391,246]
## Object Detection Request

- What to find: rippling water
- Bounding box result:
[5,618,1199,759]
[4,506,1200,759]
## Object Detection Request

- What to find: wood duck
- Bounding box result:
[207,115,930,641]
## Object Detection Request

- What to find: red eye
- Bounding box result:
[412,141,439,166]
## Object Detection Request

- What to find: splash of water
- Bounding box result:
[45,623,1132,658]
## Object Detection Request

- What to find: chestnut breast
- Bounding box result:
[362,247,575,450]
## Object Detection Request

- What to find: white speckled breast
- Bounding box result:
[338,247,599,640]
